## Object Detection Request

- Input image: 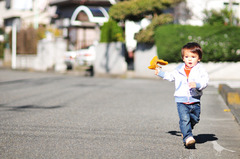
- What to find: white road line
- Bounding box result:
[212,141,235,156]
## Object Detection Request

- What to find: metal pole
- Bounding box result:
[34,0,39,29]
[12,21,17,69]
[229,0,233,25]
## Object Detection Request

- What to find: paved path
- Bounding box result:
[0,69,240,159]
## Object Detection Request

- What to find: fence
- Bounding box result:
[16,27,37,54]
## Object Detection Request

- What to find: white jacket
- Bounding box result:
[158,63,209,103]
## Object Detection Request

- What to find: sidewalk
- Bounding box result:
[205,63,240,125]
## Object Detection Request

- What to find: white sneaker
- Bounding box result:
[185,136,196,147]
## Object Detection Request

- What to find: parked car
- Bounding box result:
[75,45,96,66]
[64,45,96,70]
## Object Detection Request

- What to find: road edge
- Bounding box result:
[218,84,240,125]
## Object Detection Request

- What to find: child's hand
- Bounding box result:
[189,82,196,88]
[154,66,161,75]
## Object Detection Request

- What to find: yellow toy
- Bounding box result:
[148,56,168,69]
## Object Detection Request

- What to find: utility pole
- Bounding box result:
[11,20,17,69]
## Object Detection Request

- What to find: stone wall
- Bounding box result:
[15,38,66,72]
[134,43,157,78]
[94,42,127,75]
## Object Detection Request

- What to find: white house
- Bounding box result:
[175,0,240,26]
[0,0,57,34]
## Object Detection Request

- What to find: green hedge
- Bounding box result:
[100,19,124,42]
[154,25,240,62]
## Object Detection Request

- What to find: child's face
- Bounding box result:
[183,49,200,68]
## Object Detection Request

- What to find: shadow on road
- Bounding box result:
[167,130,218,144]
[194,134,218,144]
[167,130,182,137]
[0,104,63,111]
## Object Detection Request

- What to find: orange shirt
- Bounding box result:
[184,65,192,79]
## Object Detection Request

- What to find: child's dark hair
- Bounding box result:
[181,42,202,59]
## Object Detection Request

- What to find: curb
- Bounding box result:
[218,84,240,125]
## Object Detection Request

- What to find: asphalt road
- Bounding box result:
[0,69,240,159]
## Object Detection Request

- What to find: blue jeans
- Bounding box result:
[177,102,201,143]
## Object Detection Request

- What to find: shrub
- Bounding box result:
[154,24,240,62]
[203,7,239,26]
[100,19,124,42]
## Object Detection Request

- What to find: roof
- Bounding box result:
[50,0,111,6]
[70,5,109,26]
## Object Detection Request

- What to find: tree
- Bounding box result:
[109,0,183,43]
[135,13,173,43]
[109,0,183,22]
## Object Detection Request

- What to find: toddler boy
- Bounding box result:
[155,42,209,148]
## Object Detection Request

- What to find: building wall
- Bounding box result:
[0,1,5,27]
[76,27,97,49]
[125,19,151,52]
